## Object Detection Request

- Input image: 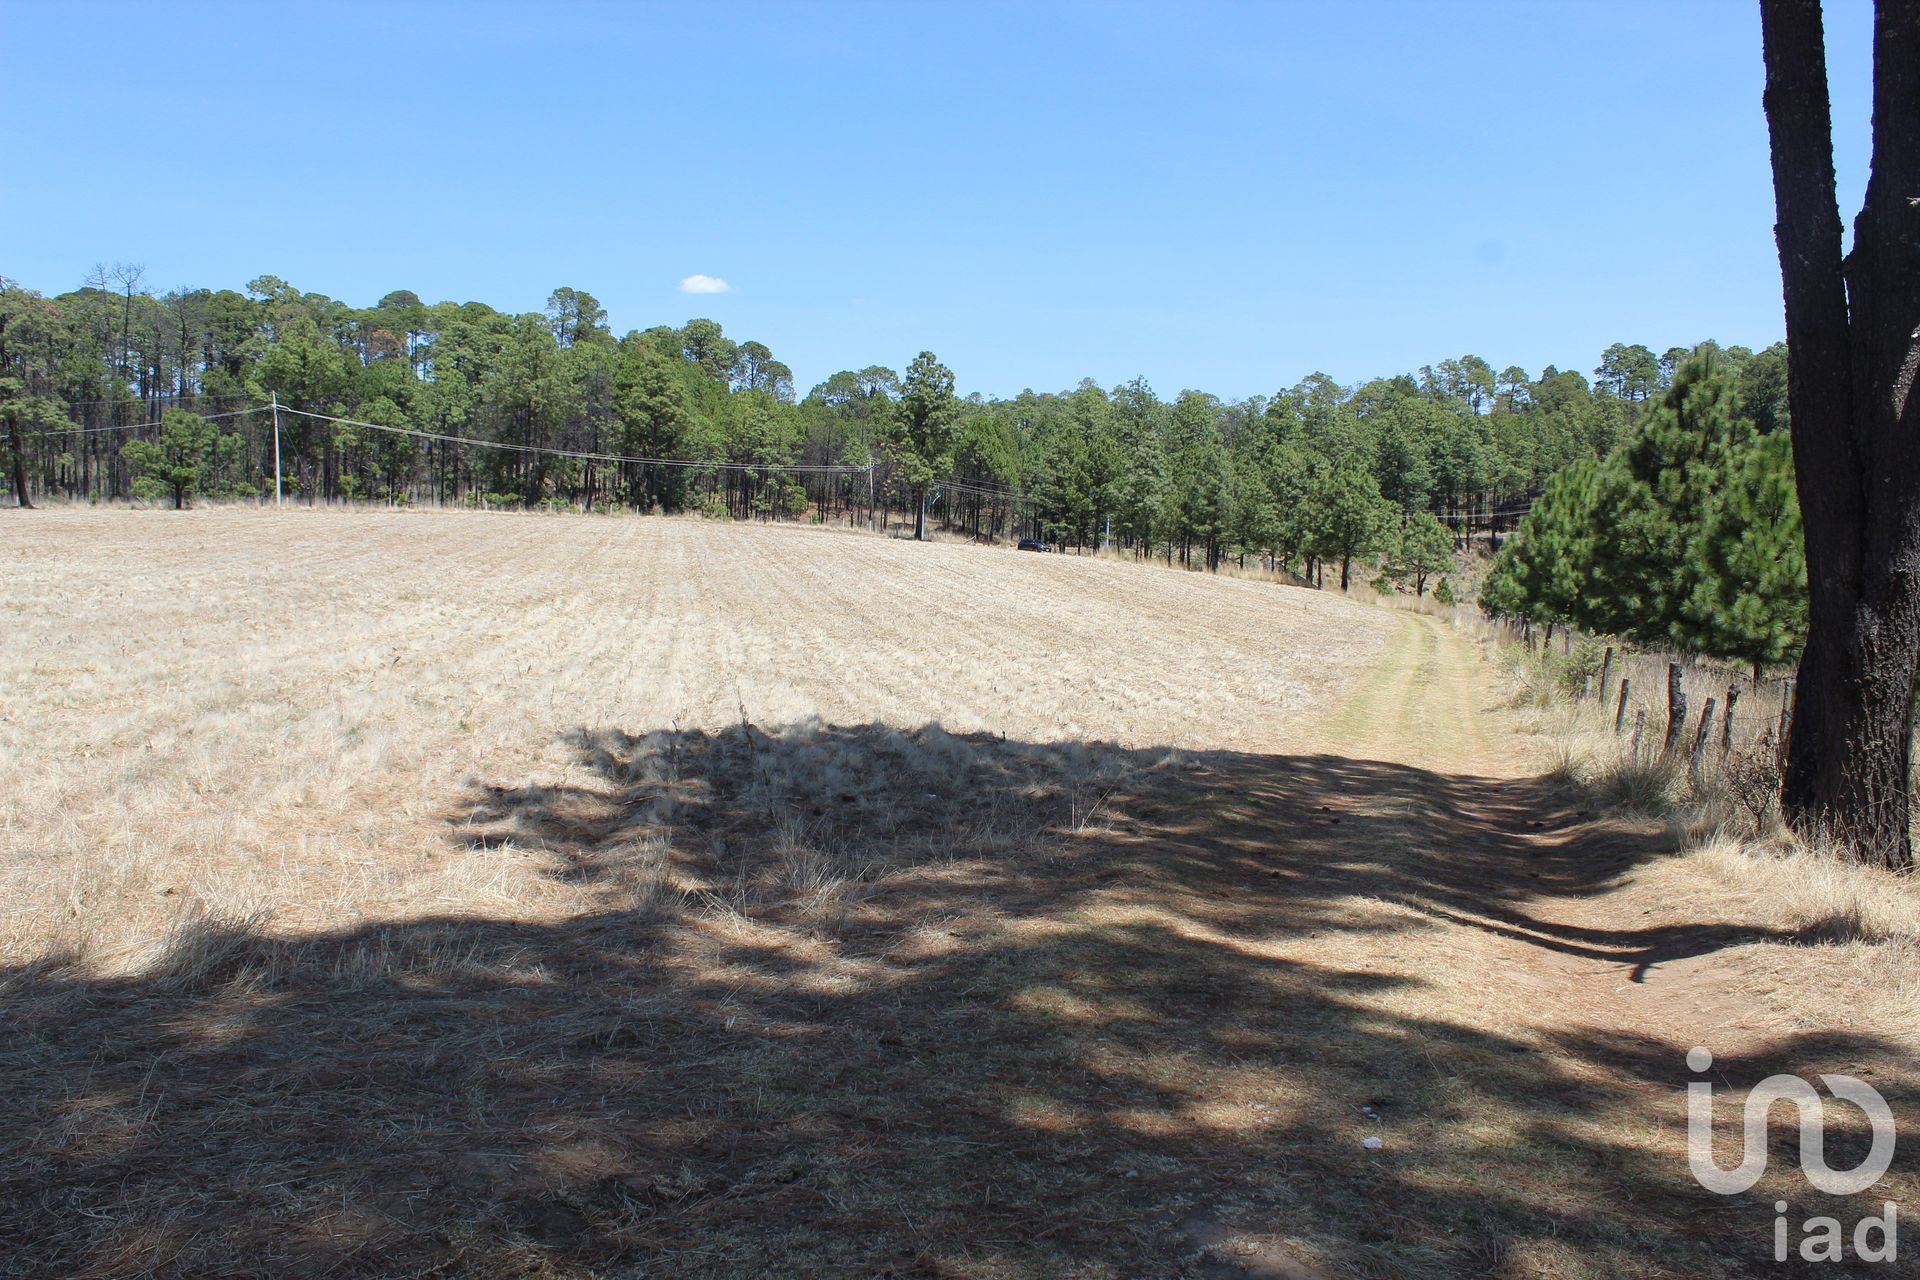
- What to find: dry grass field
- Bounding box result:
[0,509,1385,968]
[1,508,1913,1280]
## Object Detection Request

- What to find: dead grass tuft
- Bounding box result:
[144,905,271,993]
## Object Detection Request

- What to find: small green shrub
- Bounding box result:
[1552,638,1609,696]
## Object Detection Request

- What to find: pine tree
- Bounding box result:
[1579,358,1742,642]
[1389,511,1456,596]
[1480,355,1808,671]
[891,352,959,540]
[1258,435,1315,577]
[614,339,696,512]
[1372,401,1437,514]
[1677,429,1807,667]
[1304,463,1392,591]
[1479,459,1599,623]
[121,410,241,509]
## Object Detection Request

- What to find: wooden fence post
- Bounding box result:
[1631,708,1647,760]
[1690,697,1717,777]
[1598,646,1614,704]
[1663,662,1688,757]
[1614,679,1631,733]
[1721,685,1739,753]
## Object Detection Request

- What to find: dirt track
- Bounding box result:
[1314,609,1505,773]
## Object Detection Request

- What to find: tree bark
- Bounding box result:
[1762,0,1920,868]
[1664,662,1689,757]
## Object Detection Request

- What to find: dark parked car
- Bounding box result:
[1017,538,1052,553]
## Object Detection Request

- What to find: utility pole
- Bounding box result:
[270,391,283,507]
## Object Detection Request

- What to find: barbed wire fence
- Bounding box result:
[1486,611,1795,802]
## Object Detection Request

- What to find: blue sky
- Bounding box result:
[0,1,1874,400]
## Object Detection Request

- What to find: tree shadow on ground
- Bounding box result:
[2,723,1910,1279]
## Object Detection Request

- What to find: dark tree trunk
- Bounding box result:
[1,312,31,509]
[1762,0,1920,868]
[7,422,31,509]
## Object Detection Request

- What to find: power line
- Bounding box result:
[272,405,873,475]
[42,399,870,476]
[41,407,267,437]
[51,394,264,409]
[35,396,1543,521]
[940,477,1036,505]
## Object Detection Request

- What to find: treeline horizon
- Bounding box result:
[1,272,1788,588]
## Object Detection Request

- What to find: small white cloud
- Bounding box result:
[679,274,732,295]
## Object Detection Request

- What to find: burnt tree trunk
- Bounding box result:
[1762,0,1920,868]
